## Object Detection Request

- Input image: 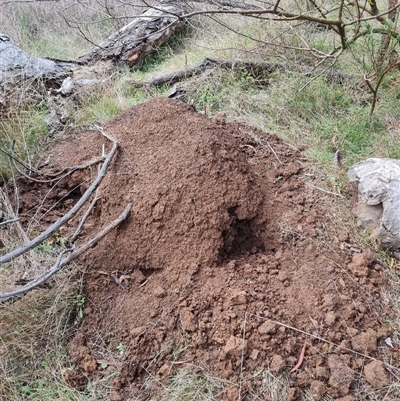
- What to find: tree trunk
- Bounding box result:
[0,34,75,88]
[77,2,188,67]
[0,1,188,92]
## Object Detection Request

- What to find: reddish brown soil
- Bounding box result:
[17,98,397,400]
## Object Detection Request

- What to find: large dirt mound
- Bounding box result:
[83,99,266,271]
[16,98,397,400]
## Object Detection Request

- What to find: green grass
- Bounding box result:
[168,65,400,171]
[73,76,150,126]
[0,280,84,401]
[0,104,49,179]
[0,1,125,59]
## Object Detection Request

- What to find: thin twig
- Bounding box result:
[247,312,400,373]
[307,183,345,198]
[0,128,119,264]
[0,218,19,226]
[0,146,37,174]
[0,203,131,300]
[0,189,30,244]
[70,196,100,243]
[10,141,106,183]
[265,141,282,164]
[238,311,247,401]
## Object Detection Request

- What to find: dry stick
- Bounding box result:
[238,311,248,401]
[0,147,37,174]
[265,141,282,164]
[27,180,89,234]
[307,182,345,198]
[71,140,105,245]
[70,196,100,243]
[0,218,19,226]
[147,58,279,86]
[0,129,119,264]
[0,189,30,244]
[247,313,400,374]
[0,203,132,300]
[10,142,106,183]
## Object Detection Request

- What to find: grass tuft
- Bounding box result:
[0,276,85,401]
[0,101,49,179]
[159,368,226,401]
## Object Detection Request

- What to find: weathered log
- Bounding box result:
[148,57,280,86]
[0,0,188,94]
[77,2,188,66]
[0,34,75,88]
[348,158,400,249]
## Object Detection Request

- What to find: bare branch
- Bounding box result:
[70,196,100,243]
[10,145,106,184]
[2,0,59,3]
[0,218,19,227]
[0,128,119,264]
[0,203,132,300]
[345,2,400,24]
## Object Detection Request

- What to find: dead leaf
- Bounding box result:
[111,274,124,289]
[290,342,306,373]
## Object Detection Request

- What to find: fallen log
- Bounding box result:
[0,34,75,88]
[147,57,281,86]
[0,1,189,93]
[77,2,188,66]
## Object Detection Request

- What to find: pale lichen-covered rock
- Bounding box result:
[348,158,400,249]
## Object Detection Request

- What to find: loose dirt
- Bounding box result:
[16,98,397,400]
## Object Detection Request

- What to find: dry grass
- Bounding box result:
[0,272,84,401]
[158,367,227,401]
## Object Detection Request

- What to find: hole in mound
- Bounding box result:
[139,267,157,277]
[220,208,265,261]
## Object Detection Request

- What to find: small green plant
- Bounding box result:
[34,233,68,255]
[20,384,35,395]
[76,295,85,319]
[35,241,55,254]
[116,342,126,356]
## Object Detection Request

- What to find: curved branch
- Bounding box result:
[345,2,400,25]
[0,218,19,226]
[180,7,343,26]
[347,26,400,46]
[0,204,132,300]
[10,142,106,184]
[70,196,100,243]
[0,128,119,264]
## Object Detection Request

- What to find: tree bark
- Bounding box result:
[0,34,75,88]
[0,1,189,92]
[77,2,188,67]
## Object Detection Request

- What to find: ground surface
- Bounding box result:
[17,98,397,400]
